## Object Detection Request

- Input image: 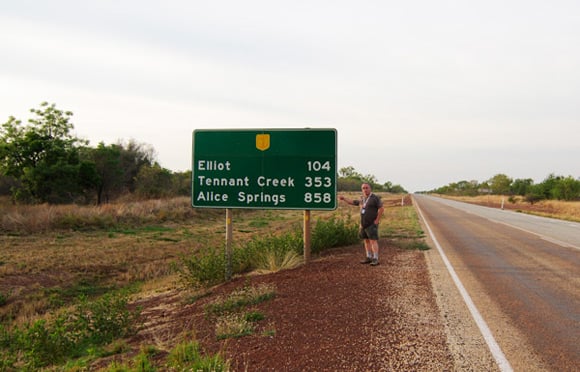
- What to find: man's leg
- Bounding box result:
[360,239,373,264]
[370,239,380,265]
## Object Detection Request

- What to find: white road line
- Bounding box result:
[491,220,580,251]
[426,196,580,250]
[414,199,513,372]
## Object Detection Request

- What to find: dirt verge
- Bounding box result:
[119,242,456,371]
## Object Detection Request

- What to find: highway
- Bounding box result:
[413,194,579,371]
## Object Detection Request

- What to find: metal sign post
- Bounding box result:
[303,210,311,263]
[225,208,233,280]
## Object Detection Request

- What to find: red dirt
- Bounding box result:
[118,242,455,371]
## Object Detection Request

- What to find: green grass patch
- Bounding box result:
[0,291,141,370]
[180,214,359,291]
[166,340,229,371]
[381,206,425,239]
[248,218,270,228]
[204,283,276,341]
[392,238,430,251]
[43,279,113,308]
[110,225,174,235]
[205,283,276,318]
[244,311,266,322]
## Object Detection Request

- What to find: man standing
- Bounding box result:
[339,183,384,266]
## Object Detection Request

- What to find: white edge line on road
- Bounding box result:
[431,198,580,250]
[414,199,513,372]
[492,220,580,251]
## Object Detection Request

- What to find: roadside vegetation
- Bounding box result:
[0,103,411,369]
[425,173,580,222]
[0,103,406,207]
[436,194,580,223]
[0,192,420,370]
[426,173,580,203]
[3,102,575,369]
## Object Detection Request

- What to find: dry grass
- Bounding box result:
[0,197,209,233]
[438,194,580,222]
[0,194,407,326]
[253,251,304,274]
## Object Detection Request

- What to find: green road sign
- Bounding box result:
[192,128,337,210]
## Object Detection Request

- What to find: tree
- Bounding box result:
[135,165,173,199]
[338,166,361,179]
[0,174,19,197]
[488,174,512,195]
[0,102,96,203]
[82,143,124,204]
[382,181,408,194]
[170,170,192,196]
[361,174,378,186]
[525,184,545,204]
[537,173,562,199]
[510,178,534,196]
[338,165,363,191]
[117,139,156,194]
[551,176,580,201]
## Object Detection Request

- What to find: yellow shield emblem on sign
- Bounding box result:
[256,134,270,151]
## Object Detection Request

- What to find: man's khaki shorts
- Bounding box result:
[359,224,379,240]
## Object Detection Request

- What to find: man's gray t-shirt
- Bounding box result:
[353,193,383,228]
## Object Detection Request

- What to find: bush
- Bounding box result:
[179,246,227,290]
[74,292,140,345]
[311,215,359,254]
[0,292,140,369]
[236,231,303,273]
[166,341,229,371]
[180,215,358,291]
[10,317,77,369]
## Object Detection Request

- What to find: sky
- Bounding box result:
[1,0,579,192]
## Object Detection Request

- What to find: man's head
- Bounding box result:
[361,183,372,196]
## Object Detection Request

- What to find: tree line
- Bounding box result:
[337,166,407,194]
[427,173,580,203]
[1,103,408,205]
[0,103,190,204]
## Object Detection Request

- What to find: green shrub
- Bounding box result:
[237,231,302,272]
[244,310,265,322]
[167,341,229,371]
[74,292,140,345]
[179,246,227,290]
[180,214,358,290]
[11,317,76,369]
[238,232,303,273]
[132,348,157,372]
[311,215,359,254]
[167,341,201,369]
[0,350,15,371]
[1,292,141,369]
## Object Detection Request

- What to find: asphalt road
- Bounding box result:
[413,194,580,372]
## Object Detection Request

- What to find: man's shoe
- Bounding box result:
[370,259,379,266]
[360,257,373,264]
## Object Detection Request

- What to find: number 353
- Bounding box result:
[304,176,332,188]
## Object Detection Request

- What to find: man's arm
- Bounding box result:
[375,206,384,225]
[338,195,358,206]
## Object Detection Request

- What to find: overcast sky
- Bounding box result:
[1,0,578,192]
